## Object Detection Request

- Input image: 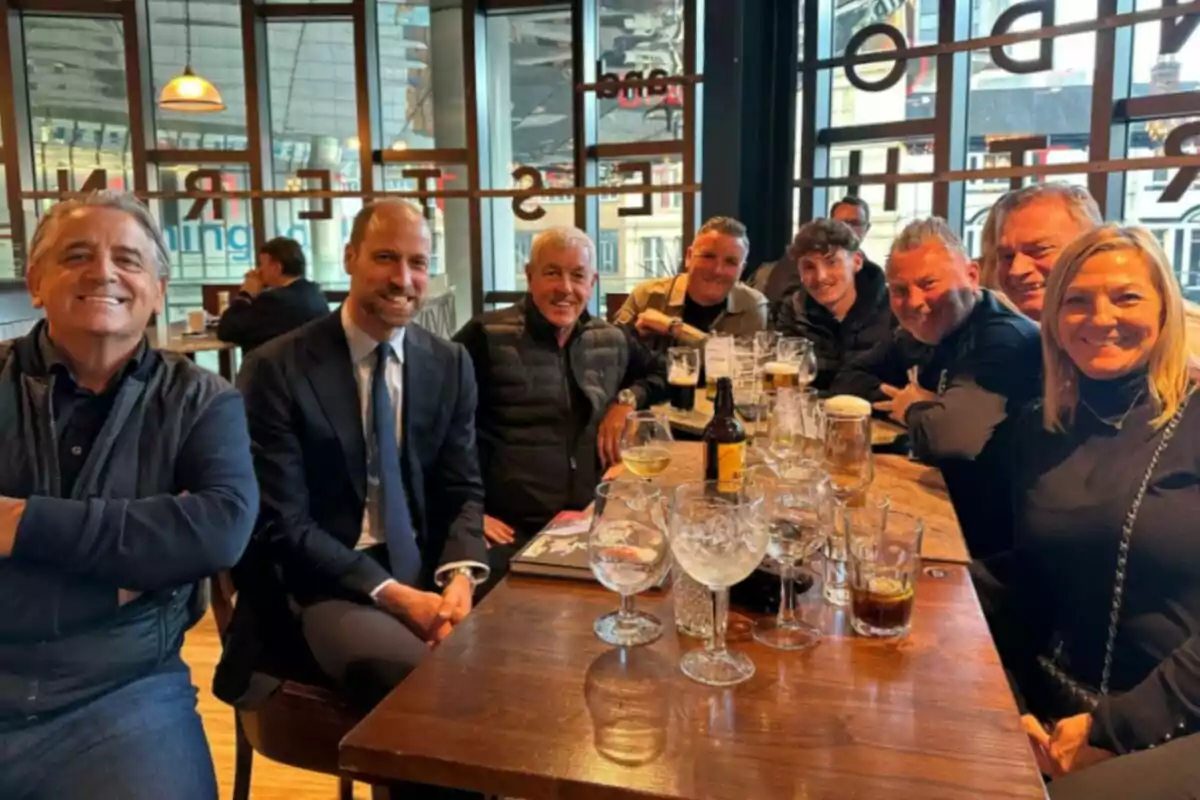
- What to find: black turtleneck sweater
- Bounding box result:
[775,261,895,391]
[996,373,1200,755]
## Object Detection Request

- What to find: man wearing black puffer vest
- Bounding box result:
[454,227,665,588]
[776,218,895,392]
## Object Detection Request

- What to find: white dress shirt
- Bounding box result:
[340,305,488,596]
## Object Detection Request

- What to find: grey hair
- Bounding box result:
[888,216,968,264]
[28,191,172,277]
[529,226,595,269]
[992,182,1102,234]
[348,199,428,249]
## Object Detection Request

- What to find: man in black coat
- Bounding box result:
[216,236,329,352]
[454,227,665,584]
[222,200,488,711]
[775,218,894,392]
[831,217,1041,559]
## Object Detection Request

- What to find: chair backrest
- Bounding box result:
[605,292,629,323]
[210,571,237,638]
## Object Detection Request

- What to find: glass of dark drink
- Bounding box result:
[849,510,923,638]
[667,346,700,411]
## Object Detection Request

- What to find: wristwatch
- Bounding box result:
[446,565,479,587]
[618,388,639,409]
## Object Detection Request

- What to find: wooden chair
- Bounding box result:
[209,573,361,800]
[605,292,629,323]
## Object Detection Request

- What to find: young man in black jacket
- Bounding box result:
[216,236,329,352]
[775,218,895,392]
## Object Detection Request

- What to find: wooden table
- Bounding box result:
[340,570,1046,799]
[649,441,968,564]
[147,322,236,381]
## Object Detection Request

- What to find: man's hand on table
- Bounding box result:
[874,380,937,426]
[598,403,634,468]
[438,573,473,626]
[483,515,515,548]
[375,580,458,646]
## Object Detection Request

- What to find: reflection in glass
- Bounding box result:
[584,647,673,766]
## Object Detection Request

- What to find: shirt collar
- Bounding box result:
[340,302,406,365]
[37,322,149,390]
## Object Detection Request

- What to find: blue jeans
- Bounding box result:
[0,663,217,800]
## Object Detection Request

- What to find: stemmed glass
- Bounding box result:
[620,410,674,481]
[749,465,832,651]
[765,388,802,469]
[588,481,671,646]
[669,481,768,686]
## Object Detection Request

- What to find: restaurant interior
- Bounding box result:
[1,0,1198,798]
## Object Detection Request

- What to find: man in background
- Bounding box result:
[454,227,664,586]
[832,218,1041,559]
[616,216,767,349]
[216,236,329,352]
[776,218,894,391]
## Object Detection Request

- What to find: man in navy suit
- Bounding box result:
[232,200,488,710]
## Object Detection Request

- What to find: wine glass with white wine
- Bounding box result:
[620,410,674,481]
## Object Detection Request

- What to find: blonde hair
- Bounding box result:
[1041,224,1191,431]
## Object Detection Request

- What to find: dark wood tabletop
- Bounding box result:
[340,568,1046,799]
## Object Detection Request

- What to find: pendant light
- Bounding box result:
[158,0,225,113]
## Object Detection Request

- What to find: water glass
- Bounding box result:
[588,481,671,646]
[828,491,889,607]
[749,466,832,651]
[765,388,802,468]
[703,335,734,401]
[823,395,874,505]
[669,481,768,686]
[671,564,713,638]
[850,511,924,638]
[797,387,825,462]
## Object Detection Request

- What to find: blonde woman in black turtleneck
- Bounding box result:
[976,225,1200,798]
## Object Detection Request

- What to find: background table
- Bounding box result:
[147,322,236,381]
[340,569,1046,799]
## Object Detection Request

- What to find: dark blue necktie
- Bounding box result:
[372,342,422,586]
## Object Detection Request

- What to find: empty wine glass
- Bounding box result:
[749,466,832,651]
[620,410,674,481]
[588,481,671,646]
[669,481,768,686]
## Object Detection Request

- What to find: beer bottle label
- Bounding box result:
[716,442,745,492]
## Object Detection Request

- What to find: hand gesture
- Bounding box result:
[598,402,634,468]
[873,369,937,425]
[438,573,474,626]
[240,269,265,297]
[483,515,515,547]
[1047,714,1115,777]
[375,581,454,644]
[634,309,675,338]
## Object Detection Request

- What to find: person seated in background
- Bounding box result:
[222,200,487,714]
[615,216,767,349]
[973,226,1200,799]
[454,227,665,586]
[831,217,1040,559]
[775,218,893,392]
[830,195,881,270]
[216,235,329,352]
[0,192,258,799]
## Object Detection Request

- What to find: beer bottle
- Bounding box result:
[703,377,745,493]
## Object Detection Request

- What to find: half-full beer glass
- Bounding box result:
[667,347,700,411]
[850,511,924,638]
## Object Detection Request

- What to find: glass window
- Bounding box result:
[598,229,619,275]
[486,9,574,295]
[24,16,133,209]
[267,20,360,286]
[597,0,685,144]
[377,0,467,151]
[1130,0,1200,99]
[0,164,13,280]
[149,0,248,149]
[599,155,685,297]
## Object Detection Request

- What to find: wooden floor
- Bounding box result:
[183,613,370,800]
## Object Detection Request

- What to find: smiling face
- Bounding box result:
[1056,248,1163,380]
[344,204,430,336]
[887,240,980,345]
[26,206,164,346]
[798,248,862,314]
[526,241,596,331]
[685,230,747,306]
[996,198,1093,321]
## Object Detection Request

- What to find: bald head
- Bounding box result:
[343,200,431,339]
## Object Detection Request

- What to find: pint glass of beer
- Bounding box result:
[762,360,801,393]
[667,347,700,411]
[849,511,923,638]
